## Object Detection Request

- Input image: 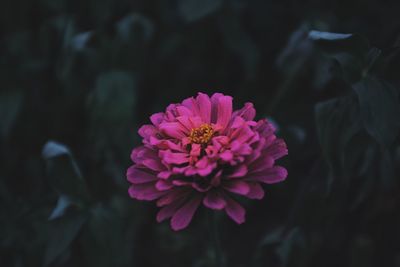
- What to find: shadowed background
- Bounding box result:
[1,0,400,266]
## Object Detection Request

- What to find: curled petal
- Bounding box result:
[197,93,212,123]
[171,195,202,231]
[159,122,188,139]
[128,183,166,201]
[223,181,250,196]
[203,190,226,210]
[127,166,157,184]
[224,195,246,224]
[247,166,288,184]
[246,183,265,200]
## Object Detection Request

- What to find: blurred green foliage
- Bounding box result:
[1,0,400,266]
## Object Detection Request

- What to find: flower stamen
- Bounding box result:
[188,124,214,145]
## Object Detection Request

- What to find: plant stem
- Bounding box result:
[208,211,225,267]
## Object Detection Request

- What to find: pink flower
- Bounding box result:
[127,93,288,230]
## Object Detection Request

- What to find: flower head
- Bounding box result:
[127,93,288,230]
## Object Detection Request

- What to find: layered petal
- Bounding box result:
[127,92,288,230]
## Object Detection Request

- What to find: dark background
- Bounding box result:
[1,0,400,266]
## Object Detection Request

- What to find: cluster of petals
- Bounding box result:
[127,93,288,230]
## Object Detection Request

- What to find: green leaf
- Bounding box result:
[48,195,74,220]
[88,71,136,125]
[309,30,370,83]
[178,0,223,22]
[276,228,306,267]
[353,77,400,147]
[42,141,88,202]
[315,95,363,178]
[0,90,23,138]
[80,204,134,267]
[308,30,369,57]
[44,211,88,266]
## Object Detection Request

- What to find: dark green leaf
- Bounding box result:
[42,141,88,201]
[48,195,74,220]
[315,95,363,178]
[178,0,223,22]
[309,30,369,82]
[80,204,134,267]
[44,211,88,266]
[308,30,369,57]
[353,77,400,147]
[0,90,23,138]
[88,71,136,125]
[276,228,306,267]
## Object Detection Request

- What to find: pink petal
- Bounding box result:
[156,197,187,222]
[182,97,200,117]
[128,183,165,201]
[176,116,195,131]
[210,93,224,119]
[247,166,288,184]
[216,95,233,130]
[246,183,265,199]
[157,171,172,179]
[156,180,173,191]
[150,112,164,126]
[228,165,248,178]
[219,150,233,161]
[264,138,288,160]
[131,147,166,171]
[159,150,189,165]
[236,102,256,121]
[196,93,212,123]
[249,155,275,173]
[203,191,226,210]
[224,196,245,224]
[176,105,193,117]
[190,143,201,157]
[223,181,250,196]
[150,138,185,152]
[127,166,158,184]
[157,189,190,207]
[171,195,202,231]
[159,122,188,139]
[141,159,166,171]
[138,125,157,139]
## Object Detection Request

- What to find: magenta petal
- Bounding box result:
[216,95,233,130]
[228,165,248,178]
[138,125,157,139]
[265,138,288,160]
[150,112,164,126]
[159,122,187,139]
[142,159,165,171]
[246,183,265,199]
[247,166,288,184]
[237,102,256,121]
[156,180,173,191]
[196,93,212,123]
[224,196,245,224]
[203,191,226,210]
[219,150,233,161]
[171,195,202,231]
[128,183,165,201]
[250,155,275,173]
[159,150,189,165]
[127,166,157,184]
[157,190,189,207]
[223,181,250,196]
[176,105,193,117]
[157,198,186,222]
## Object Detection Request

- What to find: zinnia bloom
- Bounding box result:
[127,93,288,230]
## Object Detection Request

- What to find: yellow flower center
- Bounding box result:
[188,124,214,145]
